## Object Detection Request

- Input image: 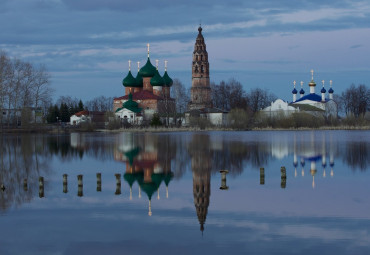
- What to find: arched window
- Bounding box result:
[195,65,198,73]
[201,65,204,73]
[201,55,203,61]
[196,55,198,61]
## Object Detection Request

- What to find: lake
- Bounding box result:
[0,130,369,255]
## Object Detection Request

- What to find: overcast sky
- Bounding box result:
[1,0,370,101]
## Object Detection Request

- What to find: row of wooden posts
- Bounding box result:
[219,167,287,189]
[0,173,123,198]
[1,167,288,197]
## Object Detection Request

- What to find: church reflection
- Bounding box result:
[114,133,175,216]
[290,132,337,189]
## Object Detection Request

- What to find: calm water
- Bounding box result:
[0,130,369,255]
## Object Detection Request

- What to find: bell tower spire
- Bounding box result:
[189,25,212,110]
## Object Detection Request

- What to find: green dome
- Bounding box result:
[163,172,174,186]
[122,71,137,87]
[139,58,156,77]
[115,93,142,114]
[150,70,165,86]
[163,71,173,87]
[123,173,136,187]
[136,72,143,87]
[151,173,164,187]
[124,147,141,165]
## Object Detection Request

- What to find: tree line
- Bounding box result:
[0,51,53,126]
[46,95,114,123]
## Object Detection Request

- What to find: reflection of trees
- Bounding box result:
[0,135,51,211]
[342,142,370,171]
[47,134,115,161]
[212,141,271,176]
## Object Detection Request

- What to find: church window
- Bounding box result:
[196,55,198,61]
[195,65,198,73]
[201,55,203,61]
[201,65,204,73]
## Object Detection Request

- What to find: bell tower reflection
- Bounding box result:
[188,134,212,234]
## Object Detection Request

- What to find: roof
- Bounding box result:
[150,69,165,86]
[139,58,156,77]
[290,103,324,112]
[114,90,163,101]
[186,107,228,115]
[74,110,89,117]
[116,93,142,113]
[163,71,173,87]
[122,70,138,87]
[294,93,326,103]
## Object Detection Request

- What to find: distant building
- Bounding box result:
[260,99,298,117]
[185,26,228,126]
[70,110,105,126]
[1,107,43,126]
[260,70,338,118]
[113,45,175,124]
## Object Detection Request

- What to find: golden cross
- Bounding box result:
[330,80,333,87]
[155,59,159,70]
[300,81,304,87]
[322,80,325,86]
[165,60,168,71]
[137,61,140,71]
[147,43,150,57]
[293,80,296,87]
[128,60,131,71]
[310,69,314,80]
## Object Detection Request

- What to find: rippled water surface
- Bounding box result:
[0,130,369,255]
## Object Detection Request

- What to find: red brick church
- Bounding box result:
[113,45,174,119]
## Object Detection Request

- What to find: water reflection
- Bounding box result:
[0,131,369,214]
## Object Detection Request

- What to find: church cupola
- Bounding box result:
[309,69,316,94]
[321,80,326,102]
[292,80,298,102]
[139,44,156,92]
[328,80,334,100]
[151,59,165,96]
[122,60,138,94]
[299,81,305,98]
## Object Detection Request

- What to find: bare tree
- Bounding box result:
[171,79,189,113]
[341,84,370,117]
[85,96,113,111]
[247,88,276,114]
[211,79,247,111]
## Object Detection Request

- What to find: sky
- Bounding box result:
[1,0,370,102]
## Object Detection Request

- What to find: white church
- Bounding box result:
[261,70,337,118]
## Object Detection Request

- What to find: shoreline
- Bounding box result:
[0,125,369,134]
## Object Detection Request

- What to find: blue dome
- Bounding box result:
[300,88,305,94]
[329,87,334,93]
[292,88,298,94]
[321,87,326,93]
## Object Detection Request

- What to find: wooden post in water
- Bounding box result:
[281,166,287,189]
[219,170,229,190]
[115,173,121,195]
[77,174,83,197]
[96,173,102,192]
[23,178,28,191]
[260,168,265,185]
[39,177,44,198]
[63,174,68,193]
